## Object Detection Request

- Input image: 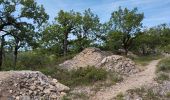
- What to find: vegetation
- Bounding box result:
[126,87,161,100]
[44,66,122,87]
[0,0,169,72]
[155,73,169,83]
[115,92,124,100]
[133,54,163,66]
[157,57,170,72]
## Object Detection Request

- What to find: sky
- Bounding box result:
[37,0,170,27]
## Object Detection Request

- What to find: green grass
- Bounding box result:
[133,54,163,66]
[115,92,124,100]
[42,66,108,87]
[127,87,160,100]
[40,66,122,88]
[157,57,170,72]
[155,73,169,83]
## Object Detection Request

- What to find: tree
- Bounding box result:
[110,7,144,55]
[55,10,80,56]
[0,0,49,70]
[41,24,64,56]
[73,9,100,52]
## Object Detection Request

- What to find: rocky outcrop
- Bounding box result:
[60,47,140,75]
[0,71,70,100]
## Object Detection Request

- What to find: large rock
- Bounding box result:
[60,47,140,75]
[0,71,70,100]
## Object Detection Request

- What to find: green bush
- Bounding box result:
[157,57,170,72]
[65,66,107,86]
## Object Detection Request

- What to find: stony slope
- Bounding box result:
[0,71,70,100]
[60,47,140,75]
[90,59,161,100]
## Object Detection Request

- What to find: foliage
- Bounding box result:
[0,0,48,69]
[109,7,144,55]
[59,66,107,87]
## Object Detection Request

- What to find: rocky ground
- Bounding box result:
[0,71,70,100]
[60,47,140,75]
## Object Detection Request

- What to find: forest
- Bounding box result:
[0,0,169,71]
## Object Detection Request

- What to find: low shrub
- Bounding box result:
[155,73,169,83]
[63,66,107,86]
[157,57,170,72]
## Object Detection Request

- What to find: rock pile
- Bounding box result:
[97,55,139,75]
[59,47,111,70]
[60,47,140,75]
[0,71,70,100]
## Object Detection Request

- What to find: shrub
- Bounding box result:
[66,66,107,86]
[157,57,170,72]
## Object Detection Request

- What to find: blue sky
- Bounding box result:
[37,0,170,27]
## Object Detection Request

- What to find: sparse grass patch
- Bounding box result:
[157,57,170,72]
[126,87,160,100]
[166,92,170,98]
[115,92,124,100]
[108,72,123,84]
[133,54,163,66]
[155,73,169,83]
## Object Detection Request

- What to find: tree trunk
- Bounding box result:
[0,35,5,70]
[63,33,68,56]
[14,44,18,69]
[124,47,128,55]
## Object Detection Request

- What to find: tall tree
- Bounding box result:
[110,7,144,55]
[55,10,80,56]
[0,0,49,70]
[73,9,100,52]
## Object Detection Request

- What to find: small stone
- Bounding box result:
[29,85,36,90]
[28,90,33,94]
[52,79,58,83]
[50,94,58,99]
[16,96,20,100]
[9,90,13,93]
[43,89,51,94]
[61,92,66,96]
[37,86,43,91]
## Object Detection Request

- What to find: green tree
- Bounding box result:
[41,24,64,56]
[0,0,49,70]
[55,10,80,56]
[110,7,144,55]
[73,9,100,52]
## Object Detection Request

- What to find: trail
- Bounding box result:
[90,59,161,100]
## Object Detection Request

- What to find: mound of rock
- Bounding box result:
[59,47,111,70]
[0,71,70,100]
[60,47,140,75]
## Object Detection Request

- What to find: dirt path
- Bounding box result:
[90,59,161,100]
